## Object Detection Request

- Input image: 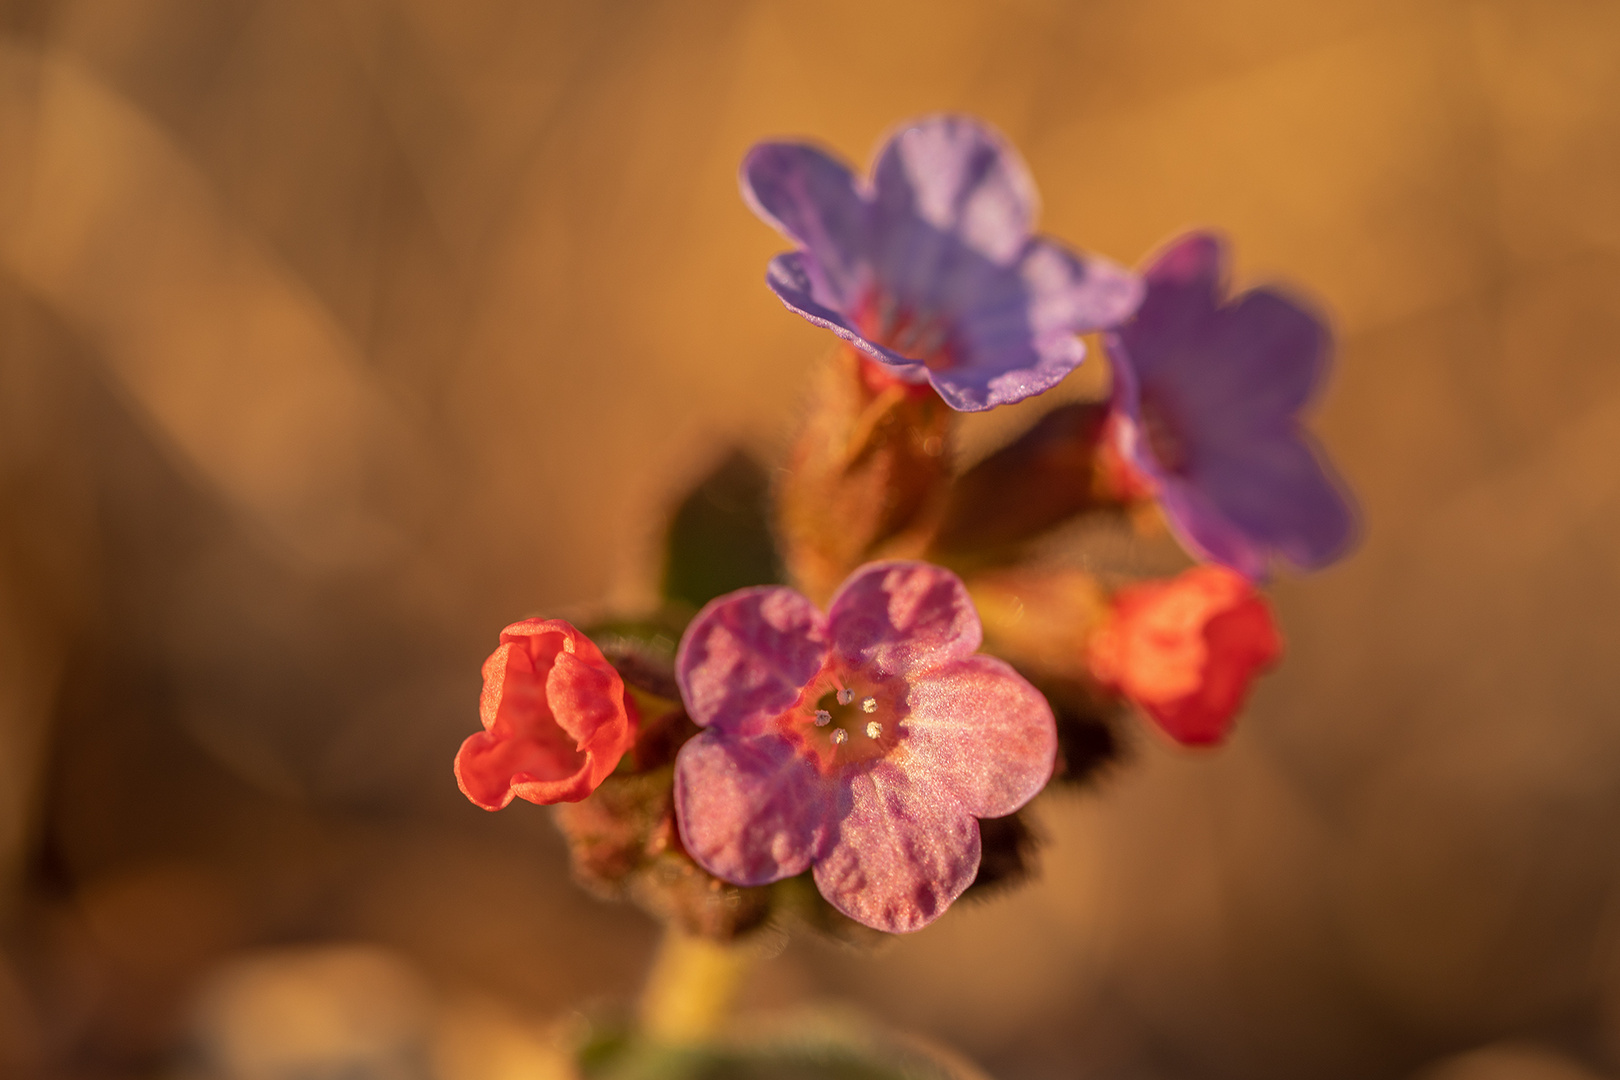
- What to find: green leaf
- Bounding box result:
[663,449,783,610]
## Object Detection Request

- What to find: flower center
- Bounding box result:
[1138,393,1188,475]
[854,289,955,372]
[786,670,904,771]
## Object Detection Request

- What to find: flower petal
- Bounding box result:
[1153,475,1271,582]
[1147,593,1282,745]
[1020,239,1144,336]
[548,649,633,764]
[674,731,840,886]
[871,116,1037,267]
[676,585,829,735]
[742,142,870,306]
[1195,288,1330,423]
[902,655,1056,819]
[1191,432,1359,573]
[1114,232,1224,383]
[812,762,981,933]
[454,728,592,811]
[907,241,1140,412]
[826,561,982,677]
[765,253,921,373]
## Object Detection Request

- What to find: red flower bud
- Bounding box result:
[455,619,636,810]
[1086,567,1281,746]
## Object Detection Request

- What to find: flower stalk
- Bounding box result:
[637,927,752,1043]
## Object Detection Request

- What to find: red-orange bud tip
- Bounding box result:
[1086,566,1282,746]
[454,619,637,810]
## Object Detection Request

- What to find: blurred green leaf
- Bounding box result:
[663,450,783,610]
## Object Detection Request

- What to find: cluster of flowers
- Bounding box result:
[455,116,1355,937]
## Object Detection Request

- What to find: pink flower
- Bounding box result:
[455,619,636,810]
[672,561,1056,933]
[1086,567,1281,746]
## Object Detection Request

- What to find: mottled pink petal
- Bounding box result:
[902,656,1057,819]
[674,731,840,886]
[826,561,981,676]
[676,586,828,735]
[813,763,981,933]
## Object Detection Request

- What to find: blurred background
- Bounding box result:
[2,0,1619,1077]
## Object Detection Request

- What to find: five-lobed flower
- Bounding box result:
[672,560,1057,933]
[1103,231,1357,579]
[742,115,1143,412]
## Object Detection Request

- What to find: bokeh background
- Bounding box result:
[2,0,1620,1077]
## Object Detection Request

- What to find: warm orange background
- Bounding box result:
[2,2,1619,1078]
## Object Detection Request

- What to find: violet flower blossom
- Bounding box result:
[672,561,1056,933]
[1105,232,1357,579]
[742,115,1142,412]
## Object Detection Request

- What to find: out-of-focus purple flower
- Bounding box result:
[672,561,1056,933]
[1104,232,1358,579]
[742,115,1142,412]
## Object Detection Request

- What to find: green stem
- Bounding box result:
[637,928,750,1044]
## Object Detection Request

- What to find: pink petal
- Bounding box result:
[674,731,839,886]
[812,763,981,933]
[901,655,1057,819]
[826,561,981,677]
[676,586,828,735]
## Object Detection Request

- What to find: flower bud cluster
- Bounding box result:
[453,115,1357,940]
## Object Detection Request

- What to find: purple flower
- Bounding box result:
[1104,232,1358,579]
[672,561,1056,933]
[741,115,1142,412]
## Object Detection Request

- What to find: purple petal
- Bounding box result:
[676,585,828,735]
[901,656,1057,819]
[1020,240,1144,336]
[872,116,1037,266]
[927,334,1085,413]
[1186,288,1330,426]
[928,240,1143,412]
[764,254,925,376]
[865,118,1037,322]
[1190,432,1359,573]
[1117,232,1225,381]
[674,731,840,887]
[826,561,982,677]
[741,142,871,307]
[1152,475,1271,582]
[813,763,981,933]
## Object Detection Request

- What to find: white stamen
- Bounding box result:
[860,697,878,713]
[814,709,831,727]
[837,688,855,706]
[830,728,848,745]
[865,721,882,739]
